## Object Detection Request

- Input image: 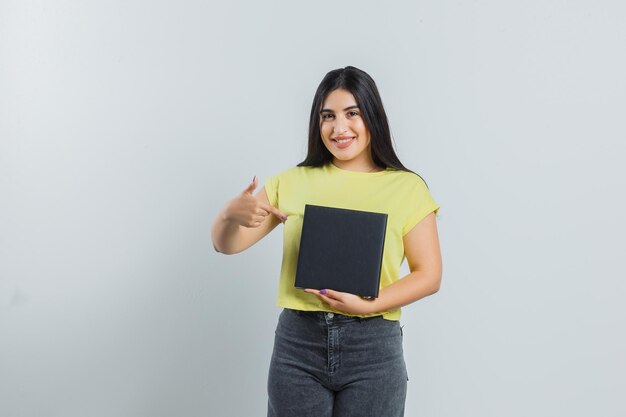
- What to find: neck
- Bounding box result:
[331,160,383,173]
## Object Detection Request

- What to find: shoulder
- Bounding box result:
[385,169,431,189]
[264,165,318,193]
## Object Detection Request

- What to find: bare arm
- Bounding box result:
[211,176,287,255]
[370,211,442,311]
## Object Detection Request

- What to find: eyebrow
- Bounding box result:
[319,105,360,114]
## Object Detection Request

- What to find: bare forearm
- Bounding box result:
[211,206,242,254]
[371,271,441,313]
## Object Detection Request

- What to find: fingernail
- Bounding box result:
[252,175,256,182]
[320,289,327,295]
[281,215,287,221]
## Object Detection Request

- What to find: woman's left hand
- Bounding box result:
[303,288,377,315]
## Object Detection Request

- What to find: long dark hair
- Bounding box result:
[297,66,427,184]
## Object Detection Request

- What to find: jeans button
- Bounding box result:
[327,313,334,319]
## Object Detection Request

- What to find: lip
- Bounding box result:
[331,136,356,149]
[332,136,355,141]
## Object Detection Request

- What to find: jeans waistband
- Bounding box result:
[286,308,384,323]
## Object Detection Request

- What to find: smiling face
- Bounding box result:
[319,88,379,172]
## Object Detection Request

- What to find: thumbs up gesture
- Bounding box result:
[225,176,288,228]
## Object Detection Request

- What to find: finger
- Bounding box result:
[303,289,339,307]
[319,289,344,301]
[252,215,266,224]
[243,213,266,227]
[254,207,270,216]
[303,288,329,295]
[244,219,262,228]
[303,288,337,298]
[243,175,258,195]
[259,201,288,222]
[317,294,339,308]
[303,289,326,299]
[305,291,335,308]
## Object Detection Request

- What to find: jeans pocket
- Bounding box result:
[400,324,409,381]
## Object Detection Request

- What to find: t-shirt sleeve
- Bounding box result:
[263,174,279,208]
[402,176,440,236]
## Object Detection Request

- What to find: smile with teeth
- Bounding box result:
[331,136,356,149]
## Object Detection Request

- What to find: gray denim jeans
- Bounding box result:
[267,308,408,417]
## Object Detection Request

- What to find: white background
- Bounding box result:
[1,1,625,416]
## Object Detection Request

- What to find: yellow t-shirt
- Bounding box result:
[264,162,440,321]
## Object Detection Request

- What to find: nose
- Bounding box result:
[332,116,348,134]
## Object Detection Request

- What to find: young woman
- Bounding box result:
[211,66,442,417]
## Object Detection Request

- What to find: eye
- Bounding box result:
[322,113,335,120]
[347,111,360,117]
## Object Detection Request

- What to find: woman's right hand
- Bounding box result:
[224,176,287,228]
